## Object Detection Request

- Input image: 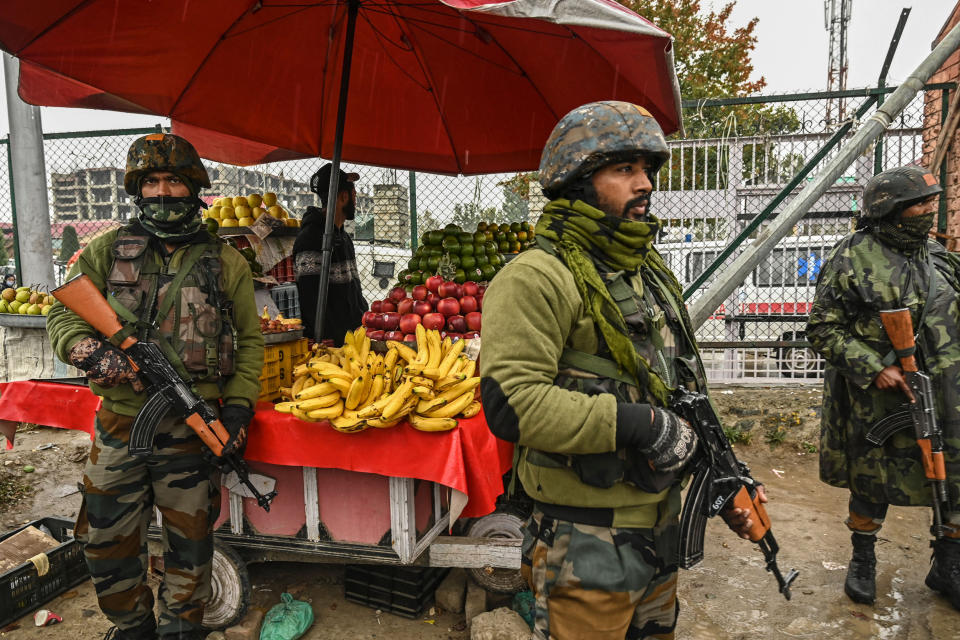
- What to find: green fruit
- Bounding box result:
[15,290,30,303]
[506,231,518,243]
[475,253,490,267]
[427,255,441,271]
[476,221,488,232]
[427,230,444,246]
[23,465,34,473]
[409,270,424,286]
[0,300,8,313]
[460,255,476,270]
[484,242,497,255]
[206,218,220,234]
[487,223,500,233]
[41,305,51,316]
[443,223,462,235]
[498,241,510,252]
[441,235,460,252]
[418,257,430,272]
[18,302,30,314]
[459,243,474,256]
[9,300,20,313]
[454,268,466,284]
[457,232,473,245]
[407,257,420,271]
[26,304,41,315]
[510,221,522,233]
[488,254,502,267]
[480,264,496,281]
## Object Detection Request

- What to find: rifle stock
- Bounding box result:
[53,274,276,511]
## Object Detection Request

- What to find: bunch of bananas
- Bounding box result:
[274,325,480,433]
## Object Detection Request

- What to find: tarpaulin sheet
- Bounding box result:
[0,381,512,518]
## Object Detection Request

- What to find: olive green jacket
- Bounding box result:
[47,228,264,416]
[480,249,686,528]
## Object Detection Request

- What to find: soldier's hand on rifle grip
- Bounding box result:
[873,365,915,403]
[220,404,255,458]
[722,484,768,540]
[69,336,144,391]
[639,407,699,473]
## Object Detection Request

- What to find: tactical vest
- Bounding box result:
[525,240,707,493]
[106,227,236,384]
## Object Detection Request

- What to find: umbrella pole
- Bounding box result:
[315,0,360,343]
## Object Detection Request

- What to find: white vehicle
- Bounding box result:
[661,234,845,377]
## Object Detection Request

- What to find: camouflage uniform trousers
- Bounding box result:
[521,510,679,640]
[75,408,221,637]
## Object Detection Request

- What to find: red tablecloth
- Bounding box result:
[0,380,513,519]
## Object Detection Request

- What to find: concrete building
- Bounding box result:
[372,183,409,246]
[51,167,127,223]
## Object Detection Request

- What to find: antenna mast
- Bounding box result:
[825,0,853,128]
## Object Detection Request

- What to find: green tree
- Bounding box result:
[0,235,8,265]
[59,225,81,262]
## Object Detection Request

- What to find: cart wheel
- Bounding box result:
[777,330,823,379]
[466,510,528,595]
[202,542,250,630]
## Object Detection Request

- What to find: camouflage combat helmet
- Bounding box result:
[538,101,670,199]
[862,165,942,219]
[123,133,211,196]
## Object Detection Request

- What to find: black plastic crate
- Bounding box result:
[270,283,300,319]
[344,565,448,619]
[0,517,89,628]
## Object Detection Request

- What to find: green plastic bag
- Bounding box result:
[259,593,314,640]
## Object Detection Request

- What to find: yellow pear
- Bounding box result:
[232,196,247,208]
[220,218,239,228]
[17,301,30,314]
[29,292,39,305]
[268,206,286,219]
[26,303,41,315]
[237,217,255,227]
[263,192,278,206]
[219,206,236,220]
[235,205,252,219]
[206,205,221,219]
[41,305,51,316]
[247,194,263,208]
[9,300,20,313]
[252,207,267,219]
[15,290,30,304]
[284,218,300,228]
[0,300,8,313]
[217,197,232,208]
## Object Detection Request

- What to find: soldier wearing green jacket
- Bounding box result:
[807,165,960,610]
[480,101,764,640]
[47,133,264,640]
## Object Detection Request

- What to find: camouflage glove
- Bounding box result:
[219,404,254,458]
[640,407,698,473]
[68,336,142,390]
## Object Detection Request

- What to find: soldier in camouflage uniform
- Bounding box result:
[480,101,765,639]
[807,165,960,610]
[47,133,264,639]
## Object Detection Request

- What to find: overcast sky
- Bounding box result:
[0,1,956,136]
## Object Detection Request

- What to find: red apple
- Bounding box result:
[367,329,385,341]
[388,286,407,303]
[397,298,415,315]
[446,314,467,333]
[477,284,488,296]
[475,294,483,311]
[422,313,446,331]
[384,330,404,341]
[361,311,378,328]
[380,300,396,313]
[459,295,478,314]
[398,313,422,335]
[462,281,480,297]
[370,300,383,313]
[412,300,432,316]
[436,297,461,317]
[426,292,441,308]
[463,331,480,339]
[380,312,401,330]
[438,281,462,299]
[402,333,416,342]
[425,275,444,293]
[466,311,482,331]
[412,285,429,301]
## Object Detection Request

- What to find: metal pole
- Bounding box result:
[874,9,911,175]
[408,171,418,251]
[3,53,55,289]
[315,0,359,342]
[689,21,960,329]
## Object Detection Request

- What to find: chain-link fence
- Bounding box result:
[0,82,951,384]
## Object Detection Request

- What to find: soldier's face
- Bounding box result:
[901,194,939,218]
[591,157,653,220]
[141,171,190,198]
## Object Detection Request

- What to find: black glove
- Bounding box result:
[68,336,142,390]
[220,404,255,458]
[617,403,698,473]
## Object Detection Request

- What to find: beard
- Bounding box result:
[596,192,652,220]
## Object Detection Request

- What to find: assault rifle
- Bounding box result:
[53,274,276,511]
[869,308,949,539]
[672,388,798,600]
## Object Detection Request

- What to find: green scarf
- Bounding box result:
[536,199,686,404]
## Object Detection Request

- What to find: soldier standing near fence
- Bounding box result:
[807,165,960,610]
[46,133,263,639]
[480,101,765,639]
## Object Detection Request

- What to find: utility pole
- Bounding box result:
[824,0,853,128]
[3,53,56,289]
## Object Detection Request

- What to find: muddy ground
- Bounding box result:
[2,384,959,639]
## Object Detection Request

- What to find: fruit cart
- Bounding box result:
[0,375,525,628]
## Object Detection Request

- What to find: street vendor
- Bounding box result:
[46,133,263,640]
[807,165,960,610]
[479,101,764,639]
[293,163,368,345]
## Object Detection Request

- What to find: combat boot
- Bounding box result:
[925,538,960,611]
[103,620,158,639]
[844,532,876,604]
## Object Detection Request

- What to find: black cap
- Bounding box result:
[310,163,359,202]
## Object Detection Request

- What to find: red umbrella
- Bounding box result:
[0,0,681,336]
[2,0,681,172]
